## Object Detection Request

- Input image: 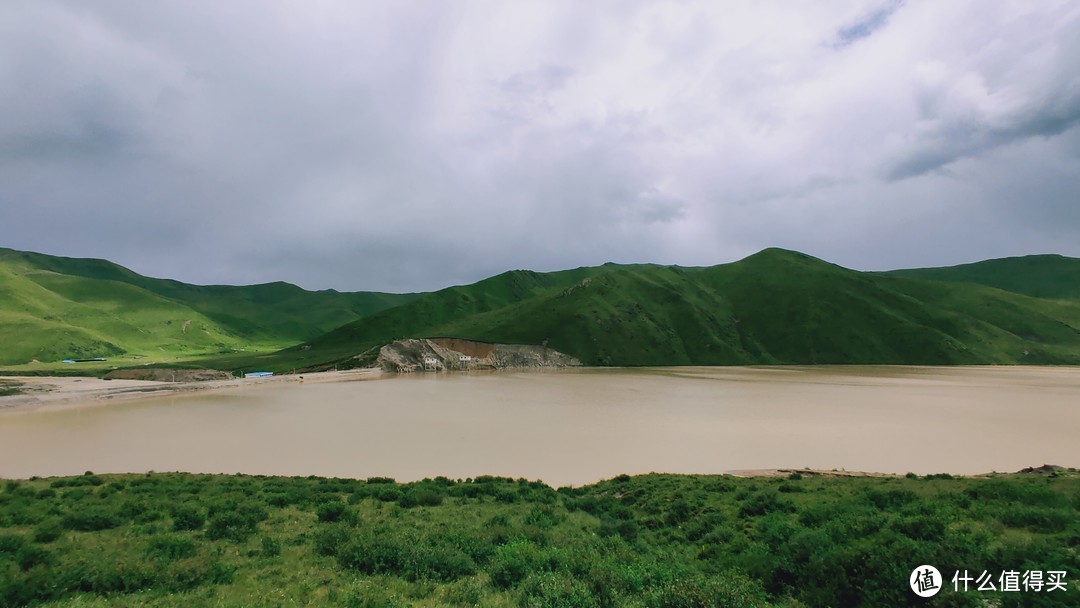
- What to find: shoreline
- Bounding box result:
[3,363,1080,415]
[0,368,383,415]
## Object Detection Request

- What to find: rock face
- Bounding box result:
[373,338,580,373]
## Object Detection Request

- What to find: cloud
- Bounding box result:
[834,0,904,47]
[0,1,1077,292]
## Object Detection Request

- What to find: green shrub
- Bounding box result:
[15,545,50,571]
[998,507,1073,533]
[315,501,353,523]
[337,532,407,575]
[524,506,563,529]
[0,533,25,553]
[62,507,121,531]
[337,531,474,582]
[399,487,445,508]
[147,534,198,561]
[738,491,794,518]
[260,535,281,557]
[206,511,258,542]
[313,523,353,556]
[33,519,63,543]
[376,487,403,502]
[489,539,542,589]
[521,572,599,608]
[171,504,207,531]
[647,573,769,608]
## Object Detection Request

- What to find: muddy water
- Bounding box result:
[1,366,1078,486]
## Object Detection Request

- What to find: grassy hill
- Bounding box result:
[884,254,1080,300]
[5,246,1080,371]
[0,248,416,366]
[293,248,1080,369]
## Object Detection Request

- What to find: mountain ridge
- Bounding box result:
[3,246,1080,370]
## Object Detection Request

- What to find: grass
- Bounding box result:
[1,470,1078,607]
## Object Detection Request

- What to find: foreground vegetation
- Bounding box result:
[1,471,1077,607]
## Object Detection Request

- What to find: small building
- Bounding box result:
[245,371,274,378]
[459,355,472,362]
[423,357,439,371]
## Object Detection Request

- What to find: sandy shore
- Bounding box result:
[0,368,383,414]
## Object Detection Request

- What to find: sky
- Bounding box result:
[2,1,1079,293]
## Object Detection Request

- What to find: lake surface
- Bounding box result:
[2,366,1079,486]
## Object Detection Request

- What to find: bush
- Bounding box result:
[260,535,282,557]
[0,533,25,553]
[62,507,121,531]
[998,507,1073,533]
[398,487,445,508]
[315,501,353,523]
[33,520,63,544]
[524,506,563,529]
[337,531,474,582]
[15,545,50,571]
[313,523,353,556]
[521,572,599,608]
[376,487,403,502]
[647,573,769,608]
[738,492,794,518]
[337,533,407,575]
[490,540,542,589]
[147,535,197,561]
[171,504,207,531]
[206,511,259,542]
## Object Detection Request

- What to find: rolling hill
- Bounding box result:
[883,254,1080,300]
[4,246,1080,371]
[294,248,1080,369]
[0,247,417,365]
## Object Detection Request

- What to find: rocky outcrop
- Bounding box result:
[373,338,580,373]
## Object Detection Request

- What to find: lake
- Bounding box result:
[1,366,1078,486]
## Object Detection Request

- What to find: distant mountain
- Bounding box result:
[0,247,417,365]
[295,248,1080,368]
[883,254,1080,300]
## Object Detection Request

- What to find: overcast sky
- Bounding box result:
[2,1,1079,292]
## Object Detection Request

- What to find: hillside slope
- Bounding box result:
[296,249,1080,368]
[884,254,1080,300]
[0,248,417,365]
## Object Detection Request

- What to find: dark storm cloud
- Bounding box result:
[0,1,1078,292]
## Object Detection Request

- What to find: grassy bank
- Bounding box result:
[1,471,1078,607]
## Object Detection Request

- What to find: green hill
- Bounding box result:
[295,248,1080,368]
[5,246,1080,371]
[884,254,1080,299]
[0,248,417,365]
